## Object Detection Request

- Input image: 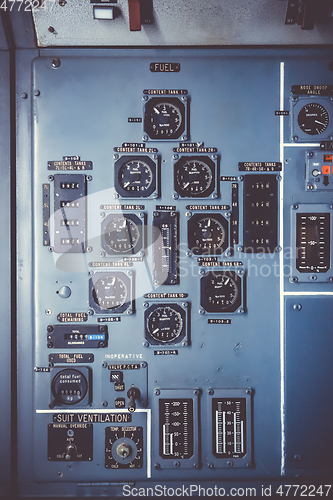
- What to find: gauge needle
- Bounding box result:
[208,219,211,227]
[183,182,189,188]
[315,120,325,125]
[154,108,160,114]
[123,182,130,187]
[153,328,159,334]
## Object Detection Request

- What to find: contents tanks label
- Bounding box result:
[159,398,193,459]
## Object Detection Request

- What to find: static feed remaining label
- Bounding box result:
[296,213,330,273]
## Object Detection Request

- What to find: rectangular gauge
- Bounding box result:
[243,174,278,253]
[231,183,239,245]
[47,324,108,348]
[206,388,252,468]
[296,213,330,273]
[53,174,87,253]
[153,388,199,468]
[159,398,194,459]
[152,211,179,285]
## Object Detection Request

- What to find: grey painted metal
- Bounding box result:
[16,47,333,496]
[0,47,11,496]
[0,14,8,50]
[32,0,333,47]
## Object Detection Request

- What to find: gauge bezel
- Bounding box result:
[188,213,229,255]
[114,155,159,199]
[89,271,133,314]
[200,269,243,313]
[101,213,144,256]
[144,302,189,346]
[50,367,91,407]
[143,96,188,141]
[173,155,218,198]
[291,97,333,142]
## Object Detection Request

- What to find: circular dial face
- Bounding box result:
[297,103,329,135]
[175,159,214,197]
[149,102,182,138]
[118,160,154,194]
[51,369,88,406]
[93,275,128,310]
[147,306,183,343]
[204,274,238,310]
[104,216,140,253]
[193,217,226,253]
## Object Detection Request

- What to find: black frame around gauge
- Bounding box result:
[173,155,218,198]
[50,367,92,408]
[114,155,159,198]
[200,270,242,313]
[144,302,189,346]
[89,271,133,314]
[144,96,187,140]
[188,213,229,255]
[291,96,333,142]
[101,213,144,255]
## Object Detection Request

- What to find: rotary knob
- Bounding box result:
[116,442,132,459]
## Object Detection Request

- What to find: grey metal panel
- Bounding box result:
[0,49,11,497]
[31,0,333,47]
[0,14,8,50]
[285,296,333,476]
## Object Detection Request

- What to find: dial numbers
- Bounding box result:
[147,306,183,343]
[188,214,228,255]
[101,214,143,255]
[93,275,127,310]
[200,271,242,313]
[297,102,329,135]
[144,97,186,140]
[174,156,216,198]
[114,155,158,198]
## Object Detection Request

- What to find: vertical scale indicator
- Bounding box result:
[296,213,330,273]
[152,211,179,285]
[159,398,193,459]
[43,184,50,246]
[212,398,246,459]
[231,183,239,245]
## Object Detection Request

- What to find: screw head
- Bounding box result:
[102,362,107,368]
[199,309,205,315]
[143,341,149,347]
[51,58,61,69]
[154,463,160,469]
[102,401,108,407]
[208,389,214,395]
[172,193,179,200]
[293,303,302,311]
[21,92,28,99]
[142,135,148,142]
[154,389,160,396]
[289,276,298,283]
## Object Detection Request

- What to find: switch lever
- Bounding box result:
[127,386,140,413]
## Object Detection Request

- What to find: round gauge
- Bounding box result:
[51,369,88,406]
[92,274,128,310]
[297,102,329,135]
[175,157,215,197]
[144,97,186,140]
[118,159,154,194]
[146,306,184,343]
[201,271,241,313]
[104,216,141,254]
[188,214,228,255]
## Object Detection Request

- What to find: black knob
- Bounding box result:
[127,386,140,413]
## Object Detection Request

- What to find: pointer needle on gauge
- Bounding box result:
[315,120,325,125]
[154,108,160,114]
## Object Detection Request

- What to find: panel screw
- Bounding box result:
[193,463,199,468]
[208,462,214,468]
[142,135,148,142]
[309,275,317,281]
[293,303,302,311]
[154,389,160,395]
[199,269,205,275]
[172,193,179,200]
[275,246,282,252]
[246,389,252,394]
[185,211,192,217]
[127,270,132,276]
[87,175,93,181]
[182,302,188,308]
[246,462,253,468]
[142,95,148,101]
[294,454,302,461]
[59,0,67,6]
[199,309,205,314]
[47,342,53,348]
[143,341,149,347]
[48,246,54,252]
[237,308,244,314]
[181,96,187,102]
[86,246,92,252]
[225,250,232,257]
[181,136,187,141]
[186,251,192,257]
[172,154,179,160]
[100,251,106,258]
[308,151,314,158]
[102,362,107,368]
[292,204,298,210]
[212,154,218,160]
[154,463,160,469]
[237,245,243,252]
[174,461,180,467]
[307,184,314,190]
[211,193,218,199]
[143,302,149,308]
[208,389,214,395]
[45,309,52,315]
[193,389,199,395]
[141,362,147,368]
[289,276,298,283]
[237,176,244,181]
[47,325,53,333]
[21,92,28,99]
[227,461,233,467]
[237,268,245,276]
[34,90,40,98]
[102,401,108,407]
[100,212,105,218]
[48,26,55,33]
[293,135,299,142]
[225,212,231,218]
[88,309,94,315]
[329,277,333,282]
[51,58,61,69]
